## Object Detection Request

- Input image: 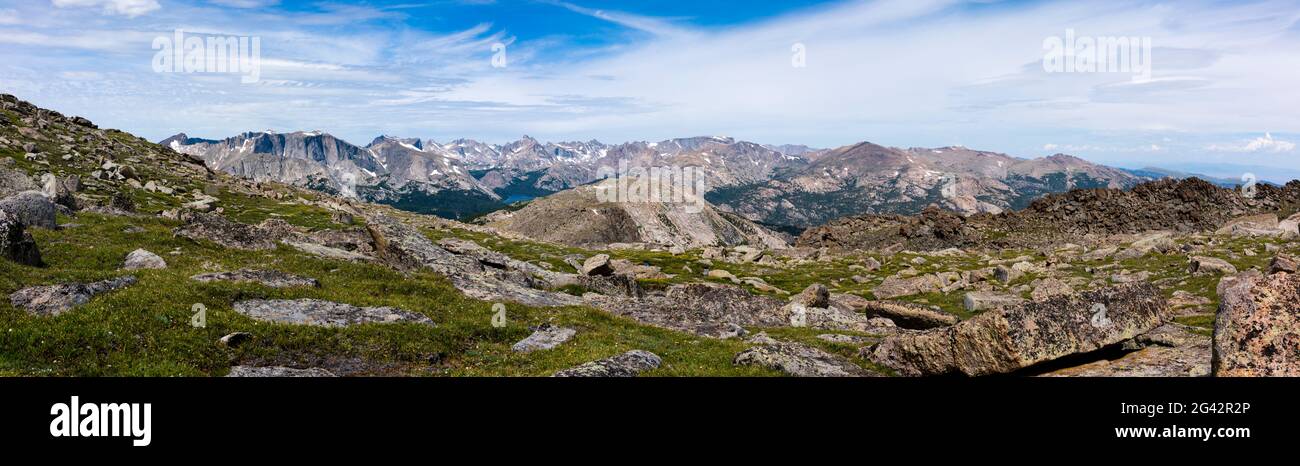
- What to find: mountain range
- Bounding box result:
[163,131,1153,228]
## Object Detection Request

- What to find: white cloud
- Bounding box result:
[1244,133,1296,152]
[50,0,161,18]
[5,0,1299,168]
[1208,133,1297,153]
[0,8,19,25]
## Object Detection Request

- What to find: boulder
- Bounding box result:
[855,299,957,329]
[734,341,873,377]
[232,299,434,327]
[741,277,787,294]
[1216,270,1262,298]
[609,258,666,279]
[1278,213,1300,235]
[1123,232,1176,258]
[1213,272,1300,376]
[511,324,577,353]
[706,268,738,282]
[792,283,830,308]
[1030,277,1074,301]
[0,191,56,229]
[10,276,137,316]
[122,248,166,270]
[1188,256,1237,275]
[191,269,319,288]
[1042,324,1210,377]
[737,246,764,263]
[0,209,41,266]
[963,291,1024,312]
[552,350,661,377]
[551,273,644,299]
[365,216,474,274]
[0,159,38,198]
[866,283,1167,376]
[284,241,374,262]
[1216,214,1280,237]
[580,254,614,276]
[993,265,1021,284]
[1268,254,1297,275]
[174,213,296,250]
[873,274,942,299]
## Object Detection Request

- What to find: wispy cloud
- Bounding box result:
[539,0,693,37]
[50,0,160,18]
[1,0,1297,174]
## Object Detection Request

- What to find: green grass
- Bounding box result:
[1174,315,1216,336]
[0,211,793,376]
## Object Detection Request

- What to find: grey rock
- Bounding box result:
[0,209,41,266]
[1188,256,1237,275]
[122,248,166,270]
[511,324,577,353]
[232,299,434,327]
[364,214,481,275]
[368,215,581,309]
[855,299,958,329]
[0,191,56,229]
[1268,254,1297,275]
[994,265,1022,284]
[553,350,662,377]
[174,213,297,250]
[283,241,373,262]
[0,159,38,198]
[873,274,942,299]
[581,253,614,276]
[192,269,319,288]
[1043,324,1210,377]
[10,276,137,316]
[734,341,872,377]
[1213,272,1300,376]
[792,283,830,308]
[963,291,1025,312]
[1030,277,1073,301]
[867,283,1168,376]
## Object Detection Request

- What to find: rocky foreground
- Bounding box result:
[2,93,1299,377]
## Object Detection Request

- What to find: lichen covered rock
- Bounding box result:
[1213,272,1300,376]
[866,283,1167,376]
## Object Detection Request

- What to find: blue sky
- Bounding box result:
[2,0,1299,180]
